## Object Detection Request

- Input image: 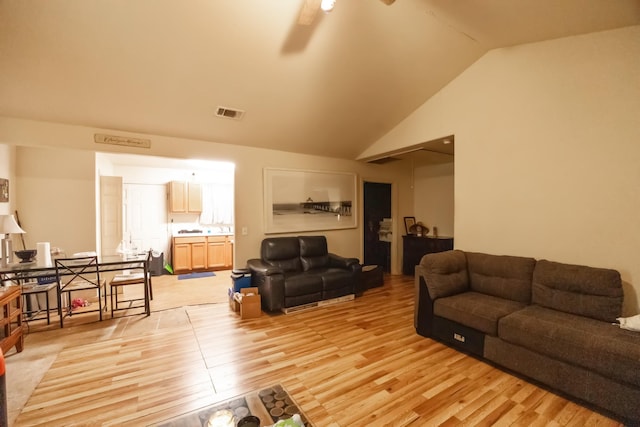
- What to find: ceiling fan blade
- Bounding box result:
[298,0,321,25]
[380,0,396,4]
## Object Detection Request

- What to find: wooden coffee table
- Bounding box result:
[155,384,313,427]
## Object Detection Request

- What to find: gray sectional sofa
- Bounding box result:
[414,249,640,424]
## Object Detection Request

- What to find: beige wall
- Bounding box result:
[0,118,414,274]
[364,26,640,314]
[15,146,97,255]
[413,162,454,238]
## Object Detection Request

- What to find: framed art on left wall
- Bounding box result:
[0,178,8,202]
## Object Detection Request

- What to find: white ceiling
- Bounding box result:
[1,0,638,160]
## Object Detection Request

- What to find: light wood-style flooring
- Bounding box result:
[6,273,623,426]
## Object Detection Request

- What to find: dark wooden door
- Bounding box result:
[363,182,391,272]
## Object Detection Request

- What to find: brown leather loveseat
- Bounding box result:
[247,236,361,312]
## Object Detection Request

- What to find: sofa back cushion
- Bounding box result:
[261,237,302,272]
[466,252,535,303]
[532,259,623,322]
[299,236,330,271]
[419,250,469,299]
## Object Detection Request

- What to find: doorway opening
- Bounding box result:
[96,152,235,270]
[363,181,392,272]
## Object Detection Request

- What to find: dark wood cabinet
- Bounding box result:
[402,235,454,275]
[0,286,23,354]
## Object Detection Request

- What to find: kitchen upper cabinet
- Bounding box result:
[168,181,202,213]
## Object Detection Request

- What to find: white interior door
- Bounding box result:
[100,176,123,256]
[124,184,169,256]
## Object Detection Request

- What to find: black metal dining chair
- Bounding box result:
[55,255,107,328]
[109,251,152,317]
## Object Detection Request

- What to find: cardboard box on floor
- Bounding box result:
[228,288,240,312]
[233,287,261,319]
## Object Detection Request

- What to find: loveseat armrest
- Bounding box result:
[246,259,285,312]
[246,258,283,276]
[328,253,360,271]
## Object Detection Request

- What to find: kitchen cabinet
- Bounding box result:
[173,236,206,273]
[191,240,207,270]
[173,235,232,273]
[168,181,202,213]
[207,235,233,269]
[0,286,23,354]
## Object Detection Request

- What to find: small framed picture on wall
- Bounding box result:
[0,178,8,202]
[404,216,416,235]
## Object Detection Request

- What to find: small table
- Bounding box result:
[156,384,313,427]
[0,254,150,326]
[356,265,384,295]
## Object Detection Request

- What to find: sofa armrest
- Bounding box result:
[415,265,435,337]
[328,253,360,271]
[246,258,283,276]
[246,259,285,311]
[418,250,469,300]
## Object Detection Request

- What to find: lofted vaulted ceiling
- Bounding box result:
[1,0,638,160]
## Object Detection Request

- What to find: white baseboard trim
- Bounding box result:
[282,294,355,314]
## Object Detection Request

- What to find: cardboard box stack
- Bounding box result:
[229,287,261,319]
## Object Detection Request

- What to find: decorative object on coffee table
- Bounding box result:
[236,415,261,427]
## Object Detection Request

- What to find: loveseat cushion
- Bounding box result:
[434,291,527,336]
[283,272,323,297]
[262,237,302,272]
[310,268,353,292]
[532,260,622,322]
[299,236,330,271]
[419,250,469,299]
[498,305,640,388]
[466,252,535,304]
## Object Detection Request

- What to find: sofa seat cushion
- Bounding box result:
[499,305,640,388]
[309,268,354,292]
[434,292,526,336]
[283,273,323,297]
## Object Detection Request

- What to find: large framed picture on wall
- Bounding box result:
[263,168,357,234]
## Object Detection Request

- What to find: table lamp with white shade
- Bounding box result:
[0,214,26,267]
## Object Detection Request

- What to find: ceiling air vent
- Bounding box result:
[215,106,245,120]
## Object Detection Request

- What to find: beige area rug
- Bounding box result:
[148,270,232,312]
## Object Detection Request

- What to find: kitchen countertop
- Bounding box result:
[172,232,233,238]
